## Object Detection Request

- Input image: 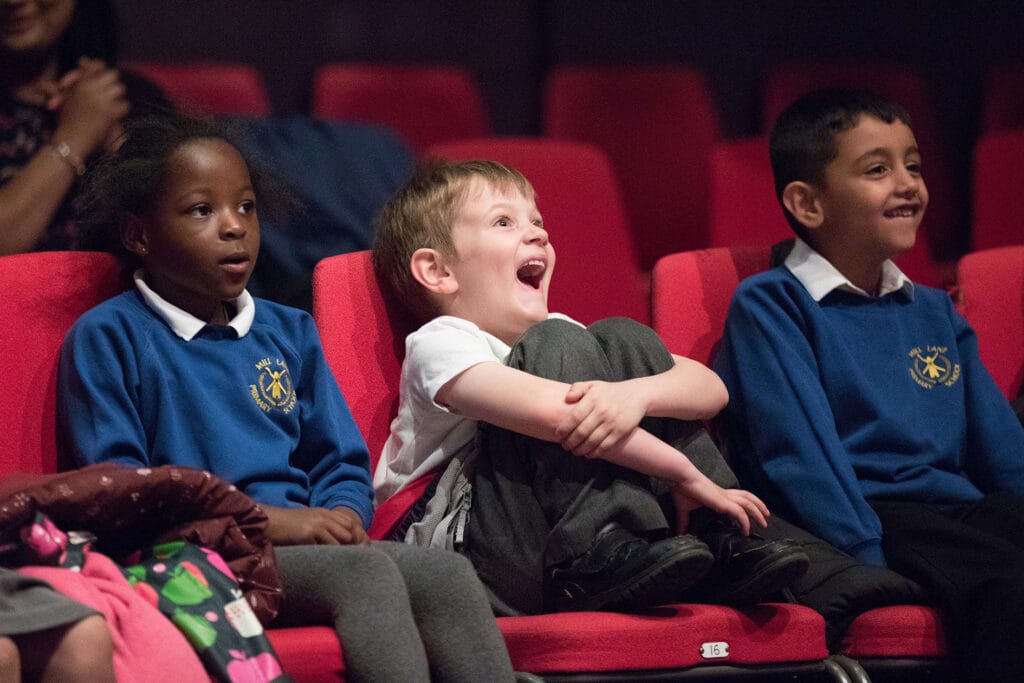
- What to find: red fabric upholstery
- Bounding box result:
[652,246,771,365]
[956,245,1024,400]
[267,627,345,681]
[980,63,1024,133]
[0,252,344,682]
[971,129,1024,252]
[426,138,650,325]
[310,250,427,539]
[499,603,826,674]
[311,63,488,154]
[841,605,947,659]
[0,252,127,478]
[653,246,948,666]
[708,137,790,250]
[544,64,723,267]
[762,62,954,277]
[312,249,836,677]
[127,62,271,115]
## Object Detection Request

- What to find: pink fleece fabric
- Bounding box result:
[19,551,208,683]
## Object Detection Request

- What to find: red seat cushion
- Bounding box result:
[499,603,827,673]
[840,605,947,659]
[268,627,345,681]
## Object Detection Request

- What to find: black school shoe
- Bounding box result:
[687,516,810,606]
[548,522,714,612]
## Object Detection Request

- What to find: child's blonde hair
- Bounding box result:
[373,158,536,321]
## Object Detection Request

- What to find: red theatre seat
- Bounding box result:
[313,249,855,680]
[127,62,271,116]
[311,63,489,154]
[971,129,1024,252]
[957,245,1024,400]
[544,64,723,268]
[426,138,651,325]
[652,246,949,680]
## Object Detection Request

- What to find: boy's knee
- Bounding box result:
[589,317,664,351]
[509,319,610,381]
[588,317,674,376]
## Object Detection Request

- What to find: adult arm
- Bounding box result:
[0,59,127,254]
[714,279,886,566]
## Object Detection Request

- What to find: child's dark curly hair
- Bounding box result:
[76,115,288,263]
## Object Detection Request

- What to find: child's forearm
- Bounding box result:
[597,425,706,483]
[635,355,729,420]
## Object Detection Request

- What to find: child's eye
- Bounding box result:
[494,217,512,228]
[906,161,922,175]
[188,204,212,218]
[866,164,887,176]
[239,200,256,214]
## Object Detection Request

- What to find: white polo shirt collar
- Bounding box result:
[784,239,914,302]
[134,270,255,340]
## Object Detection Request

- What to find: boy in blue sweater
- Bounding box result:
[714,87,1024,679]
[57,115,516,682]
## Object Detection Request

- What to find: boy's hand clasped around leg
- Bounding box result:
[557,379,647,457]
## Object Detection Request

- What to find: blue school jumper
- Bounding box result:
[714,265,1024,566]
[58,288,374,527]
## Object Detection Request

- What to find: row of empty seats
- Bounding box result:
[126,61,1024,286]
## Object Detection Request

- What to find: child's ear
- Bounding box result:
[781,181,825,230]
[410,248,458,295]
[120,215,150,258]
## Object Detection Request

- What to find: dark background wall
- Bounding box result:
[110,1,1024,258]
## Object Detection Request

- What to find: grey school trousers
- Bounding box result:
[273,541,514,683]
[463,317,730,615]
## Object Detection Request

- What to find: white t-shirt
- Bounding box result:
[374,314,578,503]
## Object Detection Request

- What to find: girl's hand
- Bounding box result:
[264,506,370,546]
[669,478,769,536]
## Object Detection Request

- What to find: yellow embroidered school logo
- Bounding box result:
[250,357,296,413]
[908,346,960,389]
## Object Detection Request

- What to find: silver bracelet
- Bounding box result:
[46,141,86,177]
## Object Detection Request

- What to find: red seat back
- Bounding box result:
[652,247,771,364]
[127,62,271,115]
[427,138,650,325]
[0,252,127,478]
[312,251,414,463]
[971,129,1024,251]
[708,137,791,250]
[544,65,722,267]
[311,63,489,154]
[956,245,1024,400]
